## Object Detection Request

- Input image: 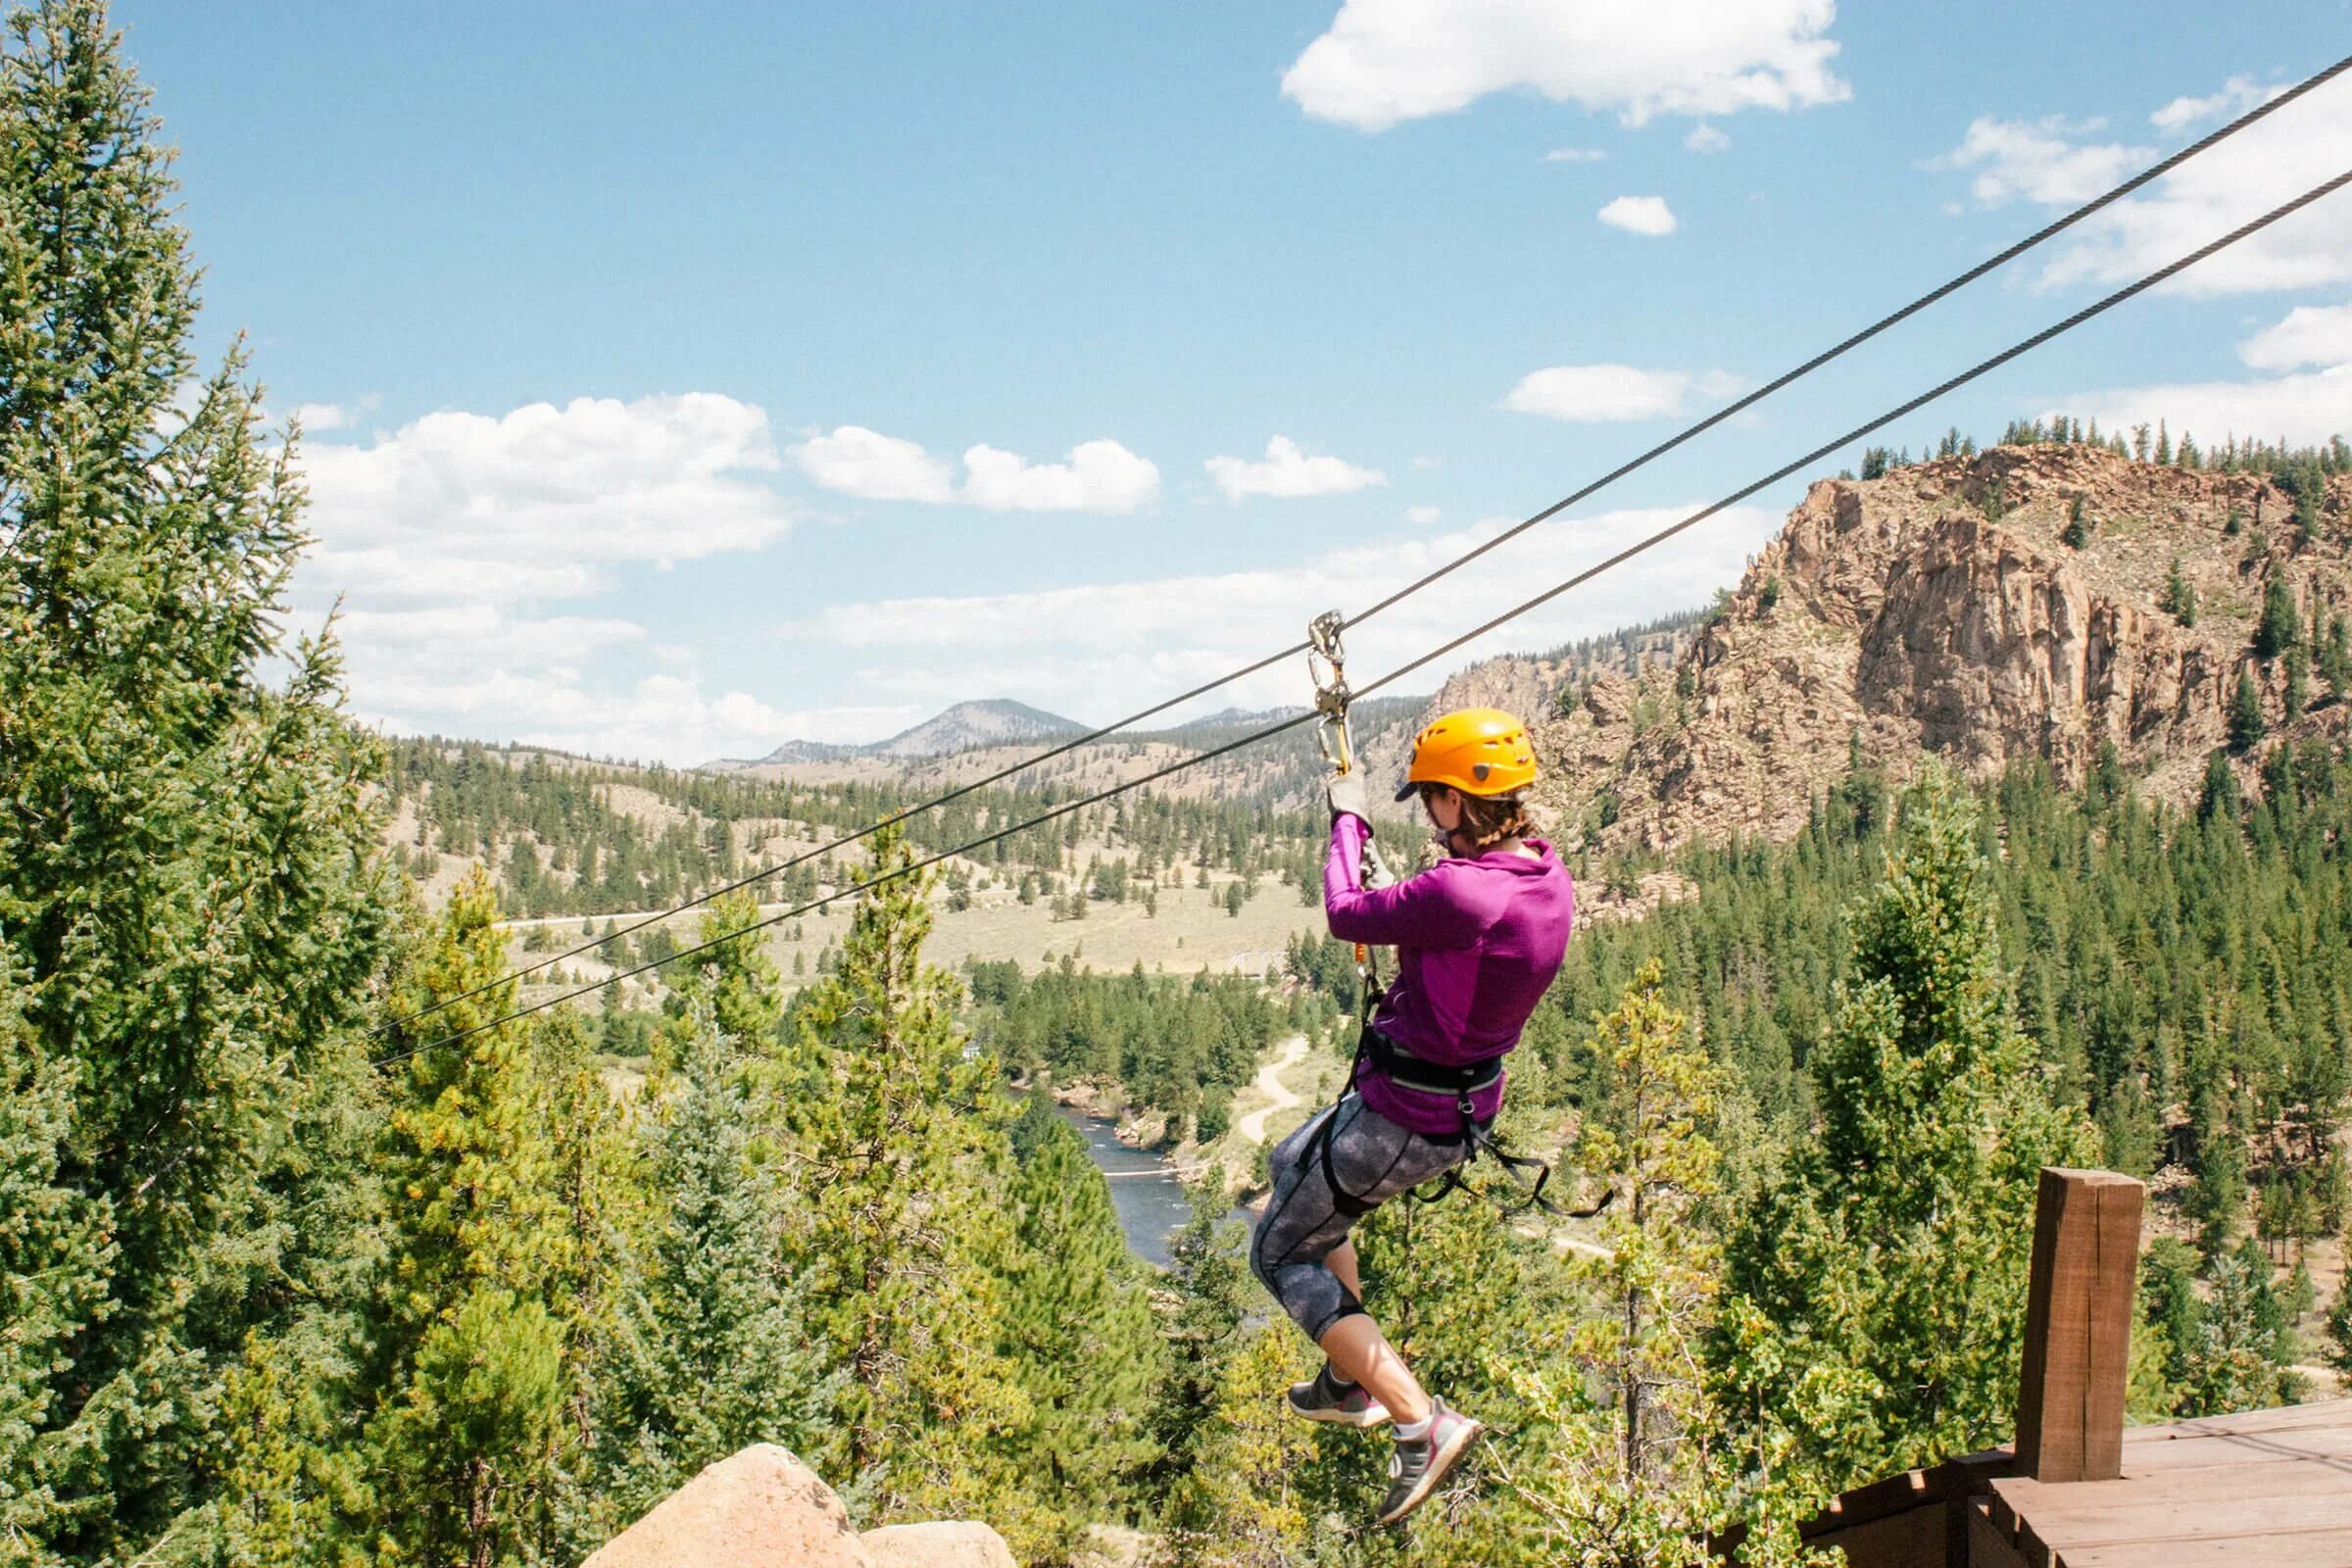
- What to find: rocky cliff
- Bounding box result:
[1518,444,2351,853]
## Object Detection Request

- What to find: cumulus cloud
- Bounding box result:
[1684,123,1732,153]
[1204,436,1387,501]
[1597,195,1678,235]
[791,426,1160,513]
[288,392,828,764]
[1544,146,1607,163]
[298,393,793,606]
[776,502,1780,721]
[1503,364,1741,421]
[1929,116,2152,208]
[2240,301,2352,371]
[1281,0,1847,132]
[1406,505,1443,524]
[2150,74,2277,132]
[2061,300,2352,450]
[962,439,1159,513]
[790,424,955,502]
[1934,77,2352,296]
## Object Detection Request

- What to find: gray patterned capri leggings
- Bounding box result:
[1250,1091,1477,1341]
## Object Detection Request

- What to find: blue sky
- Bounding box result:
[115,2,2352,762]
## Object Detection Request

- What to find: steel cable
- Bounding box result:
[380,53,2347,1035]
[373,161,2352,1067]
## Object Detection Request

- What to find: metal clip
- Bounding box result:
[1306,610,1352,773]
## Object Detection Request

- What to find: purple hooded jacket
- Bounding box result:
[1321,812,1576,1135]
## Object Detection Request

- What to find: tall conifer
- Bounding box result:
[0,2,397,1551]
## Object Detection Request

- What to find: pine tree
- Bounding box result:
[0,956,118,1550]
[1714,775,2096,1499]
[2256,577,2303,661]
[0,3,399,1551]
[1484,962,1826,1565]
[2326,1276,2352,1381]
[1145,1183,1252,1549]
[776,825,1049,1549]
[2161,557,2197,625]
[998,1094,1167,1530]
[364,872,573,1566]
[2230,671,2267,752]
[579,1004,829,1544]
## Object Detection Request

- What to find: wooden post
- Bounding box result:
[2013,1167,2143,1483]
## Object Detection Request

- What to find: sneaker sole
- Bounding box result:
[1375,1416,1486,1526]
[1287,1395,1393,1428]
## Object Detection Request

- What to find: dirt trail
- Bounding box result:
[1235,1035,1309,1146]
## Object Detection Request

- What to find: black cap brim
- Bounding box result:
[1394,779,1419,803]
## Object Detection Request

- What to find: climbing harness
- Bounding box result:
[1300,612,1592,1223]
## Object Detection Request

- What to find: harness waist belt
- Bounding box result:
[1358,1026,1503,1098]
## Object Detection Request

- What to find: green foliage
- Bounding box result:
[775,825,1054,1552]
[1712,776,2095,1500]
[1481,962,1829,1566]
[2230,670,2267,751]
[0,3,400,1552]
[1001,1102,1167,1523]
[578,1001,829,1542]
[2161,556,2196,624]
[2062,496,2091,549]
[968,956,1333,1129]
[2255,577,2303,662]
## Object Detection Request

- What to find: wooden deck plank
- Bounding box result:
[2054,1528,2352,1567]
[1996,1459,2352,1518]
[2124,1400,2352,1442]
[1812,1502,1945,1568]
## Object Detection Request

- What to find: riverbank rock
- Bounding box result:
[581,1445,1019,1568]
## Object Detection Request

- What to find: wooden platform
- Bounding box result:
[1974,1400,2352,1567]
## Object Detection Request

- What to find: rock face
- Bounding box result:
[1513,445,2350,853]
[582,1446,1018,1568]
[864,1521,1020,1568]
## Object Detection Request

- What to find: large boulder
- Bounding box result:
[863,1521,1019,1568]
[583,1446,872,1568]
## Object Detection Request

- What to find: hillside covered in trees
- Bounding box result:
[8,7,2352,1568]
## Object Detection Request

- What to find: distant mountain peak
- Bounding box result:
[868,699,1088,759]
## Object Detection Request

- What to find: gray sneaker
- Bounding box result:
[1285,1363,1391,1428]
[1375,1397,1485,1526]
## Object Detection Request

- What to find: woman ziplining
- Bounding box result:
[1249,702,1576,1527]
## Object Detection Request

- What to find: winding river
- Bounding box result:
[1058,1107,1246,1269]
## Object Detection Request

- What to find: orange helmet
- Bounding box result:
[1395,708,1538,801]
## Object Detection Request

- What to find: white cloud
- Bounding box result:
[2240,301,2352,370]
[2070,365,2352,451]
[792,427,1160,513]
[1935,79,2352,297]
[1930,116,2152,208]
[1544,146,1607,163]
[777,502,1780,722]
[1597,195,1678,235]
[1204,436,1387,501]
[2061,300,2352,450]
[291,401,353,431]
[960,439,1159,513]
[288,393,829,765]
[1503,364,1741,421]
[1406,505,1443,524]
[1282,0,1847,133]
[790,424,955,502]
[2150,74,2277,132]
[298,393,793,606]
[1684,123,1732,153]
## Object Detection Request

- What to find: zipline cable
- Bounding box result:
[372,162,2352,1069]
[378,52,2347,1036]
